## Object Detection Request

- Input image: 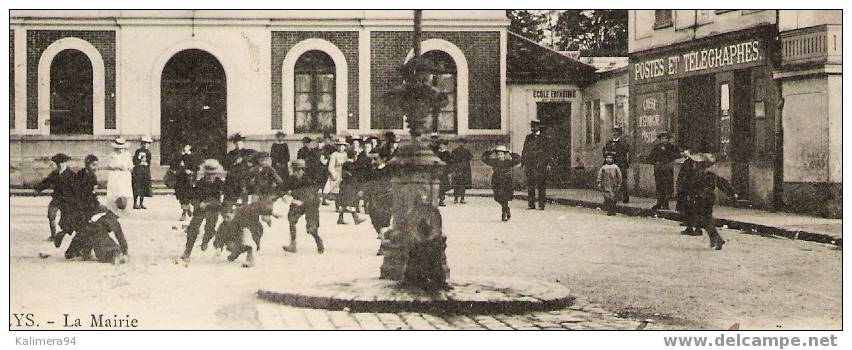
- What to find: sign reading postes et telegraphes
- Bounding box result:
[633,39,765,82]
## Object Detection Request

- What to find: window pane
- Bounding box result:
[437,74,455,92]
[295,93,312,111]
[317,111,335,131]
[318,74,334,92]
[442,94,456,112]
[295,111,313,131]
[295,74,311,92]
[438,112,455,132]
[317,93,334,111]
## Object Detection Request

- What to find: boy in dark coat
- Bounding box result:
[435,140,454,206]
[172,144,197,221]
[181,159,226,260]
[59,155,101,249]
[271,131,291,178]
[132,136,153,209]
[481,146,521,222]
[35,153,76,241]
[217,199,286,268]
[689,153,738,250]
[296,136,312,160]
[364,152,393,246]
[647,132,679,210]
[336,153,367,225]
[451,138,473,204]
[676,149,702,236]
[282,159,325,254]
[66,208,129,264]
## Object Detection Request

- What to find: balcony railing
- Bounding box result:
[780,24,842,67]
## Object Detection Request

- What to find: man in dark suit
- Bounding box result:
[271,131,291,178]
[647,132,679,210]
[521,120,549,210]
[603,127,631,203]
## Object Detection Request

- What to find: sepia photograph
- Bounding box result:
[4,5,846,348]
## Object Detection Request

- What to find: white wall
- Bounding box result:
[118,25,272,137]
[507,84,583,155]
[629,10,777,53]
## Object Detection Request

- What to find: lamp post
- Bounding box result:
[378,10,451,292]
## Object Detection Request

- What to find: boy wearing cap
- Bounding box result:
[271,131,291,178]
[597,152,623,216]
[132,136,153,209]
[172,144,198,221]
[451,138,473,204]
[647,132,679,210]
[181,159,226,260]
[35,153,77,241]
[690,153,738,250]
[282,159,325,254]
[481,146,521,221]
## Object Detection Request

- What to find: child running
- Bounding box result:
[480,146,521,222]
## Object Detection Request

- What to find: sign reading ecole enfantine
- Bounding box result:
[532,89,576,102]
[633,39,765,81]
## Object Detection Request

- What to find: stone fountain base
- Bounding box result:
[257,276,573,315]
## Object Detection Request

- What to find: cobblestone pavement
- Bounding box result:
[10,195,840,330]
[251,297,666,330]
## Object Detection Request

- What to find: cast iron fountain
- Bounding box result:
[257,10,573,315]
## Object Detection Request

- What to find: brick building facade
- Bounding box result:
[9,10,510,187]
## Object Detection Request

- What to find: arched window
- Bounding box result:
[294,50,336,134]
[50,49,93,135]
[423,50,457,133]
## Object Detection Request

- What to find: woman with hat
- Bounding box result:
[481,145,521,222]
[172,143,198,221]
[132,135,154,209]
[324,138,349,209]
[34,153,76,241]
[181,159,226,260]
[106,138,134,212]
[689,153,738,250]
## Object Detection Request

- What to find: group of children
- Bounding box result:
[594,143,738,250]
[35,151,129,265]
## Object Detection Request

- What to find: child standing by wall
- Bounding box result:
[597,152,622,216]
[481,146,521,222]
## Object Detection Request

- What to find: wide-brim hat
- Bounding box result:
[229,133,246,142]
[301,136,313,143]
[111,138,128,149]
[140,135,153,143]
[530,120,541,126]
[495,145,509,153]
[335,138,348,146]
[200,159,226,175]
[291,159,307,169]
[275,131,287,138]
[51,153,72,164]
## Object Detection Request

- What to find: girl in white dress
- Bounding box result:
[323,138,349,201]
[106,138,134,211]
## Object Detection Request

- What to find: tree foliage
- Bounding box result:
[506,10,547,44]
[506,10,627,56]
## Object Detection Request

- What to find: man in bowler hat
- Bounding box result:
[521,120,550,210]
[603,127,631,203]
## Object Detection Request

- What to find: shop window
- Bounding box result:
[50,49,93,135]
[654,10,673,29]
[585,100,592,144]
[753,101,768,159]
[294,50,336,134]
[718,83,731,160]
[423,50,457,133]
[593,100,602,143]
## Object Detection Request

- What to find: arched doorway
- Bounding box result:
[160,49,227,165]
[50,49,94,135]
